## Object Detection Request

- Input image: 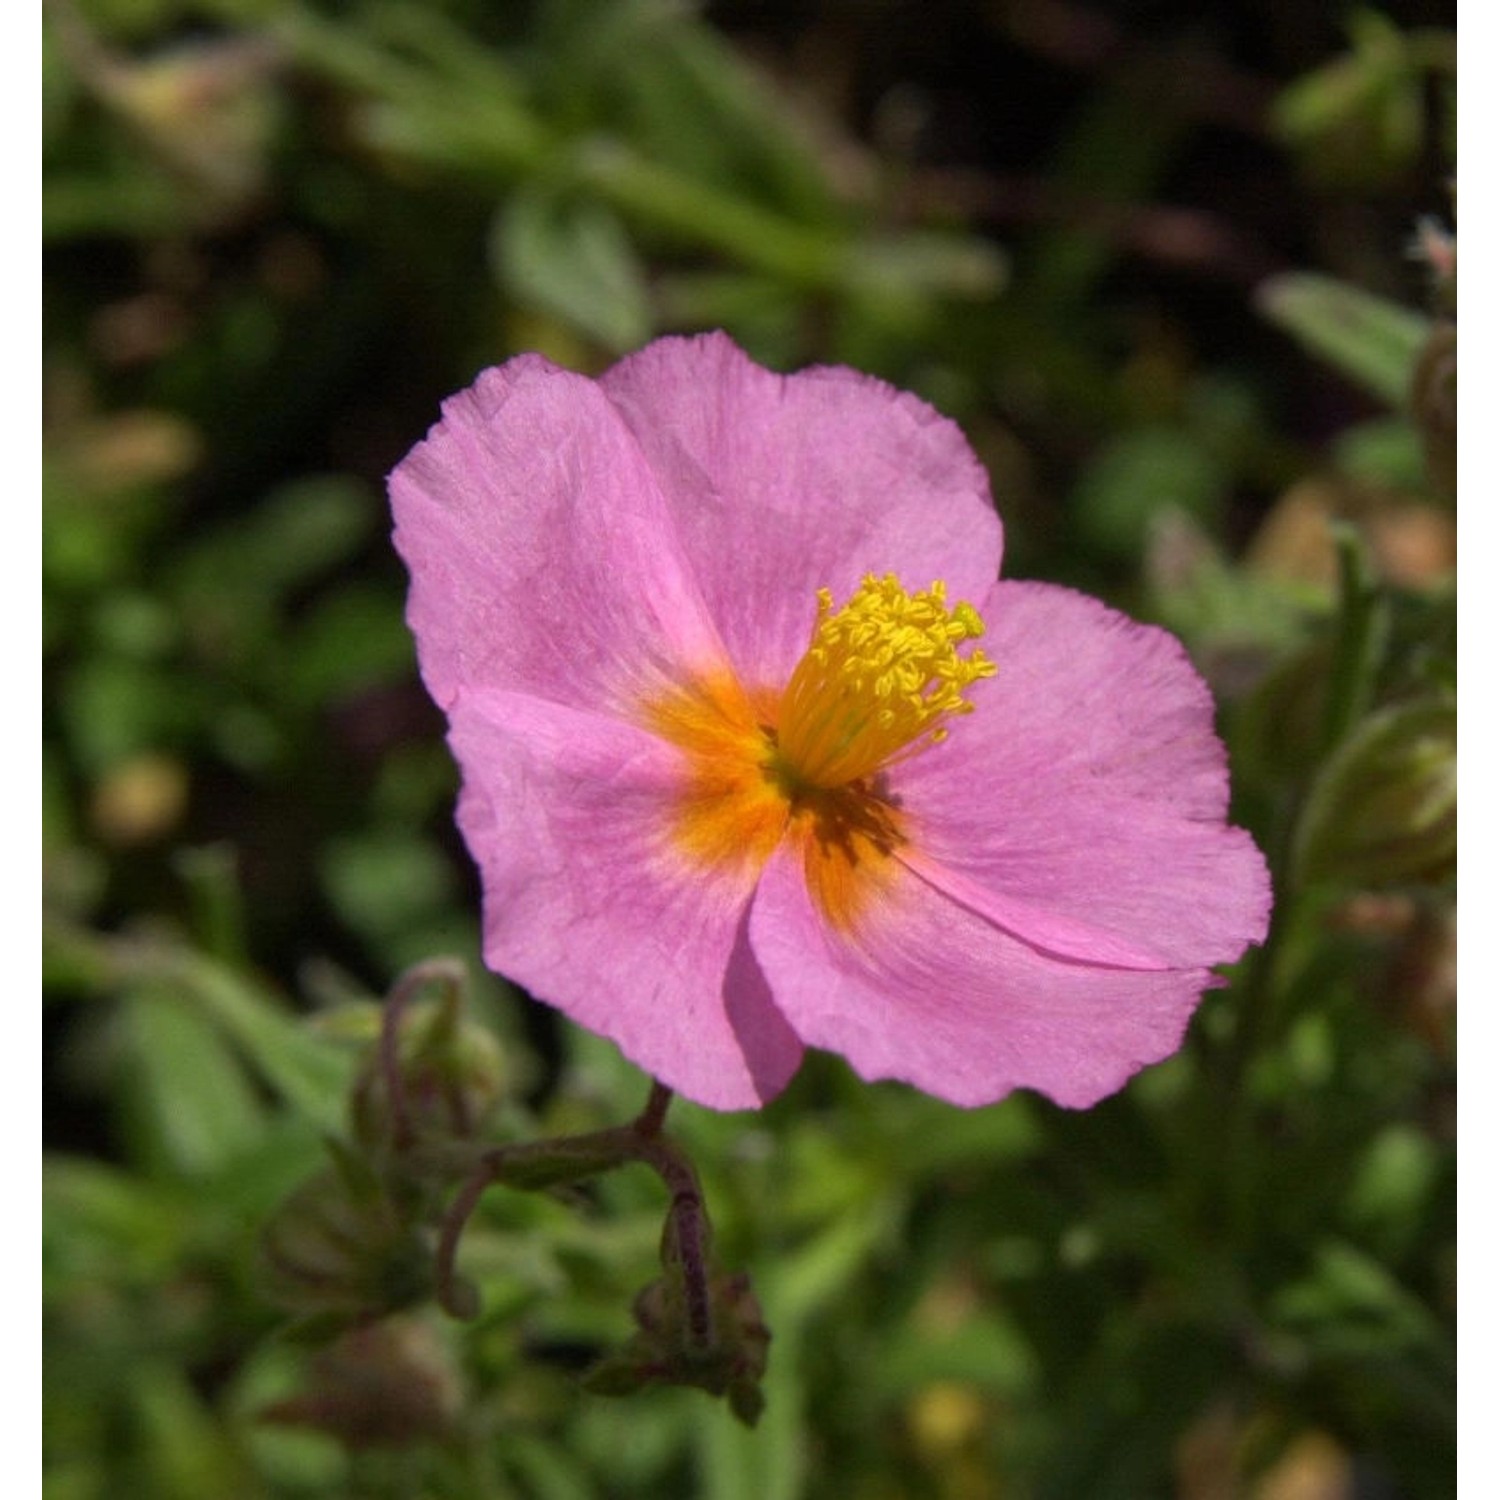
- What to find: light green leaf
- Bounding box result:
[493,188,652,353]
[168,952,355,1133]
[1071,427,1225,561]
[122,985,268,1178]
[1257,272,1430,407]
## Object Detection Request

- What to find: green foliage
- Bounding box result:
[44,2,1454,1496]
[1272,10,1455,188]
[1256,274,1432,409]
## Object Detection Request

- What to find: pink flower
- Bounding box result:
[390,333,1270,1112]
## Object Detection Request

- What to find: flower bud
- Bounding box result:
[582,1265,771,1426]
[258,1167,433,1325]
[1411,320,1456,498]
[351,991,507,1159]
[259,1316,462,1449]
[1295,699,1456,889]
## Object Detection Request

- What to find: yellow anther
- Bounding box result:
[773,573,996,790]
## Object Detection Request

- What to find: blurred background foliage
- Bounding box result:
[42,0,1455,1496]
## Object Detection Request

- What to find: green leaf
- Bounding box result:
[1332,416,1430,489]
[1271,10,1436,185]
[1071,427,1225,562]
[44,1155,190,1288]
[493,188,652,353]
[874,1308,1039,1399]
[1343,1125,1442,1247]
[504,1432,599,1500]
[1320,523,1389,752]
[536,0,838,223]
[165,952,355,1134]
[127,1362,252,1500]
[178,476,373,609]
[1271,1239,1445,1355]
[320,829,459,949]
[1257,272,1430,407]
[120,985,269,1178]
[283,583,415,707]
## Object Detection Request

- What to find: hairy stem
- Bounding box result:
[434,1078,712,1343]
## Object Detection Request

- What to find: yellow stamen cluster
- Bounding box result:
[774,573,996,790]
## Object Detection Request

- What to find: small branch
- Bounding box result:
[436,1080,711,1344]
[435,1150,502,1319]
[669,1187,713,1351]
[631,1133,713,1352]
[634,1082,674,1139]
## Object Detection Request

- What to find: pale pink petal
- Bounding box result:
[449,689,803,1110]
[599,333,1003,691]
[390,357,727,717]
[747,579,1268,1108]
[895,853,1176,970]
[749,840,1211,1109]
[892,581,1272,969]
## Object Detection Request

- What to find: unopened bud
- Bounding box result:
[352,973,506,1159]
[582,1265,770,1426]
[258,1167,433,1324]
[259,1316,462,1449]
[1295,699,1456,888]
[1411,320,1456,498]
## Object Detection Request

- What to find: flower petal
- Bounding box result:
[896,852,1177,970]
[599,333,1003,690]
[390,356,728,717]
[893,581,1271,969]
[449,688,804,1110]
[748,579,1269,1108]
[749,838,1213,1108]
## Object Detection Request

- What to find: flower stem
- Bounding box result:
[435,1151,500,1319]
[1320,524,1388,756]
[634,1081,675,1138]
[631,1132,714,1351]
[434,1079,711,1342]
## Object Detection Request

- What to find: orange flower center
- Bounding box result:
[646,575,995,931]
